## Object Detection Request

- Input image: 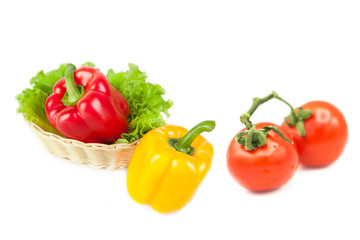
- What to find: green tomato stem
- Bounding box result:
[237,91,298,150]
[275,95,299,122]
[240,91,278,130]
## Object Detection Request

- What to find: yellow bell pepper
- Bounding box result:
[127,120,215,213]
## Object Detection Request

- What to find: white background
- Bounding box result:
[1,1,359,239]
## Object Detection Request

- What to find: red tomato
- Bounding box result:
[281,101,348,167]
[227,122,299,192]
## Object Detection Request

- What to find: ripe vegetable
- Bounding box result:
[227,122,298,191]
[16,62,173,143]
[127,121,215,213]
[226,92,299,191]
[281,101,348,167]
[45,64,129,143]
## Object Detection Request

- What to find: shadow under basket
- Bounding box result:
[27,121,140,170]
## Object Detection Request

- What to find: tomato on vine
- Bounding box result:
[227,122,299,191]
[281,101,348,167]
[226,92,299,192]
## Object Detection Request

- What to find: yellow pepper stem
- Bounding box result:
[169,120,216,155]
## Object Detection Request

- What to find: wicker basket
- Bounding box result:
[27,121,140,169]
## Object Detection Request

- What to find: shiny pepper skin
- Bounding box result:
[127,124,214,213]
[45,66,129,143]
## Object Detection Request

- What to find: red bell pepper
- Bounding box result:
[45,64,129,144]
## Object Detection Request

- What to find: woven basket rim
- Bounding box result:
[27,120,140,150]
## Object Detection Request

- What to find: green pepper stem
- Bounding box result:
[61,64,84,106]
[173,120,216,154]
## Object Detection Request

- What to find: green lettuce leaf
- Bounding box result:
[30,64,68,94]
[81,62,96,67]
[16,63,172,143]
[16,63,69,135]
[108,63,173,143]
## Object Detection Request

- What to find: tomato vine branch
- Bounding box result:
[237,91,296,151]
